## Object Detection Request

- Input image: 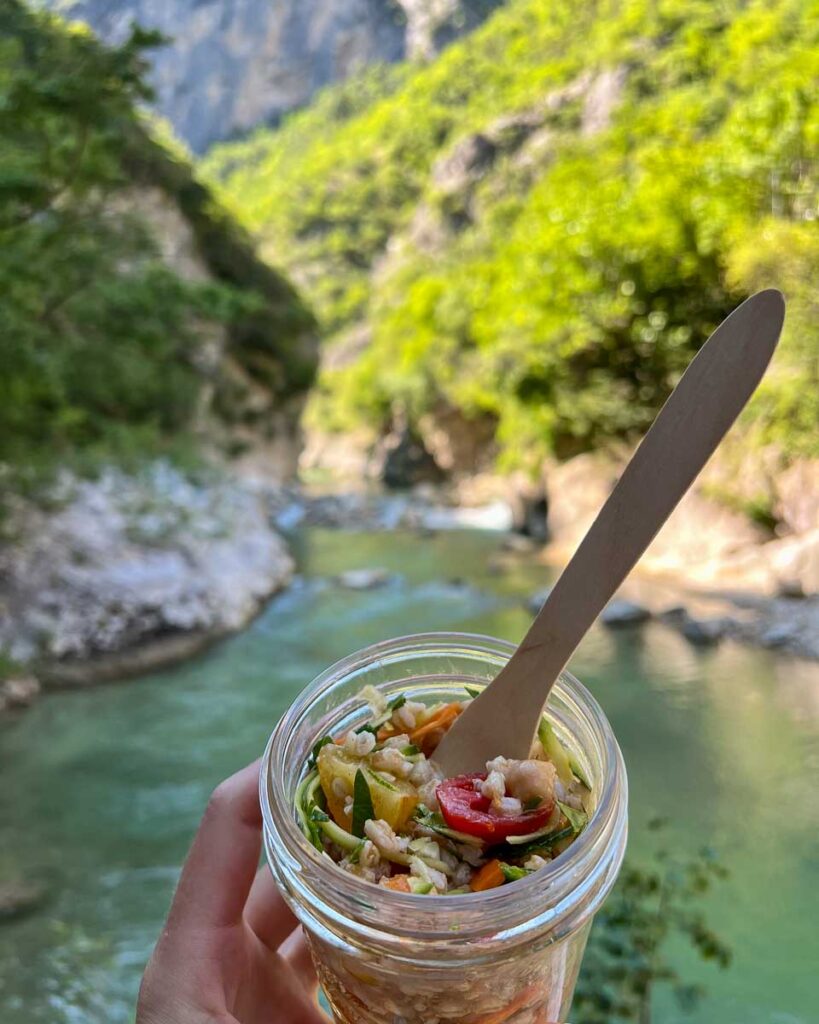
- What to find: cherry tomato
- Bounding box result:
[436,773,554,841]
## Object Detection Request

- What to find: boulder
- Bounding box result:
[681,616,729,647]
[767,529,819,598]
[417,404,497,476]
[337,568,392,590]
[760,623,800,649]
[0,465,294,682]
[0,880,47,922]
[601,600,651,628]
[775,459,819,535]
[0,676,41,712]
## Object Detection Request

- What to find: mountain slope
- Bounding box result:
[0,1,316,487]
[206,0,818,474]
[38,0,501,152]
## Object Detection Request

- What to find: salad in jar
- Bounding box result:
[295,684,592,895]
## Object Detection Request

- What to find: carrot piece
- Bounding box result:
[408,703,461,745]
[381,874,412,892]
[470,858,506,892]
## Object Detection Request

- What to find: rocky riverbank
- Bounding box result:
[2,452,815,724]
[0,464,293,711]
[272,458,819,661]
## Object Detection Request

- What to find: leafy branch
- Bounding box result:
[573,820,732,1024]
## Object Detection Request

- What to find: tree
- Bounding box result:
[574,821,732,1024]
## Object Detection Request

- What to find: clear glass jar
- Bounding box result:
[260,632,628,1024]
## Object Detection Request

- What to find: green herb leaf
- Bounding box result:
[308,736,332,769]
[500,863,532,883]
[412,806,485,847]
[400,744,421,756]
[464,685,482,699]
[523,797,542,812]
[387,694,407,712]
[354,723,379,736]
[351,768,375,838]
[558,801,588,833]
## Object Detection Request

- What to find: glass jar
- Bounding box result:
[260,632,628,1024]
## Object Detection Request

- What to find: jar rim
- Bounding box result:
[261,631,627,953]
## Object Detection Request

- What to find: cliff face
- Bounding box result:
[42,0,499,151]
[121,130,318,477]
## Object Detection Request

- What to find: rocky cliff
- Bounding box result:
[121,130,318,477]
[42,0,500,151]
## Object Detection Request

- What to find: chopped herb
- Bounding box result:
[400,744,421,756]
[557,801,588,833]
[464,685,482,699]
[354,723,379,736]
[308,735,333,769]
[351,768,375,838]
[500,863,532,883]
[387,694,407,712]
[523,797,542,811]
[309,807,330,823]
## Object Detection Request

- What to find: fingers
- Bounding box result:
[280,926,318,996]
[244,865,300,951]
[261,971,328,1024]
[168,759,264,931]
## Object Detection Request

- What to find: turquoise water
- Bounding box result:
[1,527,817,1022]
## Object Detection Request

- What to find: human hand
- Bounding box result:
[137,760,326,1024]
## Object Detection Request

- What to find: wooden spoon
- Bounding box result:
[433,289,785,776]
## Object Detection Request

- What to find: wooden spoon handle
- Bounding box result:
[434,290,785,774]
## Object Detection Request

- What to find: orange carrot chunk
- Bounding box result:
[470,858,506,892]
[381,874,412,892]
[408,703,461,745]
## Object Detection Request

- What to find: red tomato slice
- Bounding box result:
[436,773,554,841]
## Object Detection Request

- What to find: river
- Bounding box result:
[1,527,817,1022]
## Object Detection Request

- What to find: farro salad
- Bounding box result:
[295,685,591,894]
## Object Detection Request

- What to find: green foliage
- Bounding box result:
[208,0,818,469]
[0,1,314,493]
[574,822,732,1023]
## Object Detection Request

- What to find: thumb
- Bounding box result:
[168,760,263,932]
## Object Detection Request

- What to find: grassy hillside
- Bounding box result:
[0,1,315,489]
[206,0,818,471]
